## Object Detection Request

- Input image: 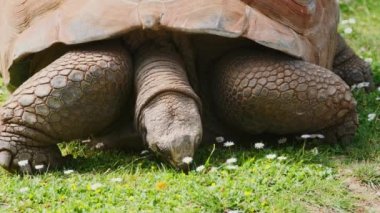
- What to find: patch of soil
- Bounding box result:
[341,169,380,212]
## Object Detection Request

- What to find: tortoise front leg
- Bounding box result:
[212,49,358,142]
[333,35,375,91]
[0,41,133,173]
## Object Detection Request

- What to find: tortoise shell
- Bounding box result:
[0,0,339,89]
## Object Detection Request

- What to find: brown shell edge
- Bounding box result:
[0,0,339,88]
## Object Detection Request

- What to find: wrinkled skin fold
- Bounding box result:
[0,33,373,173]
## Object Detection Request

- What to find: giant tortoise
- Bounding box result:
[0,0,374,173]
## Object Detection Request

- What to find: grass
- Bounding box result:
[1,1,379,212]
[1,143,356,212]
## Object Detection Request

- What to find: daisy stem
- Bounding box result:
[205,144,216,166]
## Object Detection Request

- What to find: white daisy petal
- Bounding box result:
[82,139,91,143]
[18,160,29,167]
[357,82,370,89]
[265,154,277,160]
[90,183,103,190]
[364,58,373,64]
[278,138,287,144]
[254,142,265,149]
[277,156,287,161]
[368,113,376,121]
[223,141,235,147]
[348,18,356,24]
[140,150,149,155]
[225,165,238,170]
[110,178,123,183]
[195,165,205,172]
[227,210,243,213]
[344,27,353,34]
[95,143,104,149]
[226,157,237,164]
[210,167,218,172]
[19,187,29,193]
[182,157,193,164]
[34,165,45,170]
[215,136,225,143]
[63,169,74,175]
[301,134,325,139]
[315,134,325,139]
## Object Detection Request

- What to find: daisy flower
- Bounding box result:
[182,157,193,164]
[63,169,75,175]
[19,187,29,193]
[278,138,287,144]
[196,165,205,172]
[90,183,103,190]
[254,142,265,149]
[265,154,277,160]
[226,157,237,164]
[215,136,225,143]
[223,141,235,147]
[368,113,376,121]
[18,160,29,167]
[344,27,353,34]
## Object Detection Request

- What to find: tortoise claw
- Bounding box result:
[0,141,65,174]
[0,150,12,169]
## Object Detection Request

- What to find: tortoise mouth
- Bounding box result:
[149,142,194,172]
[148,133,200,171]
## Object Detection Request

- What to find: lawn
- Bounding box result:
[1,1,379,212]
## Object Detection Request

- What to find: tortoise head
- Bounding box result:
[139,93,202,170]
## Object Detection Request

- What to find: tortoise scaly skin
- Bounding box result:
[0,32,371,173]
[0,41,133,172]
